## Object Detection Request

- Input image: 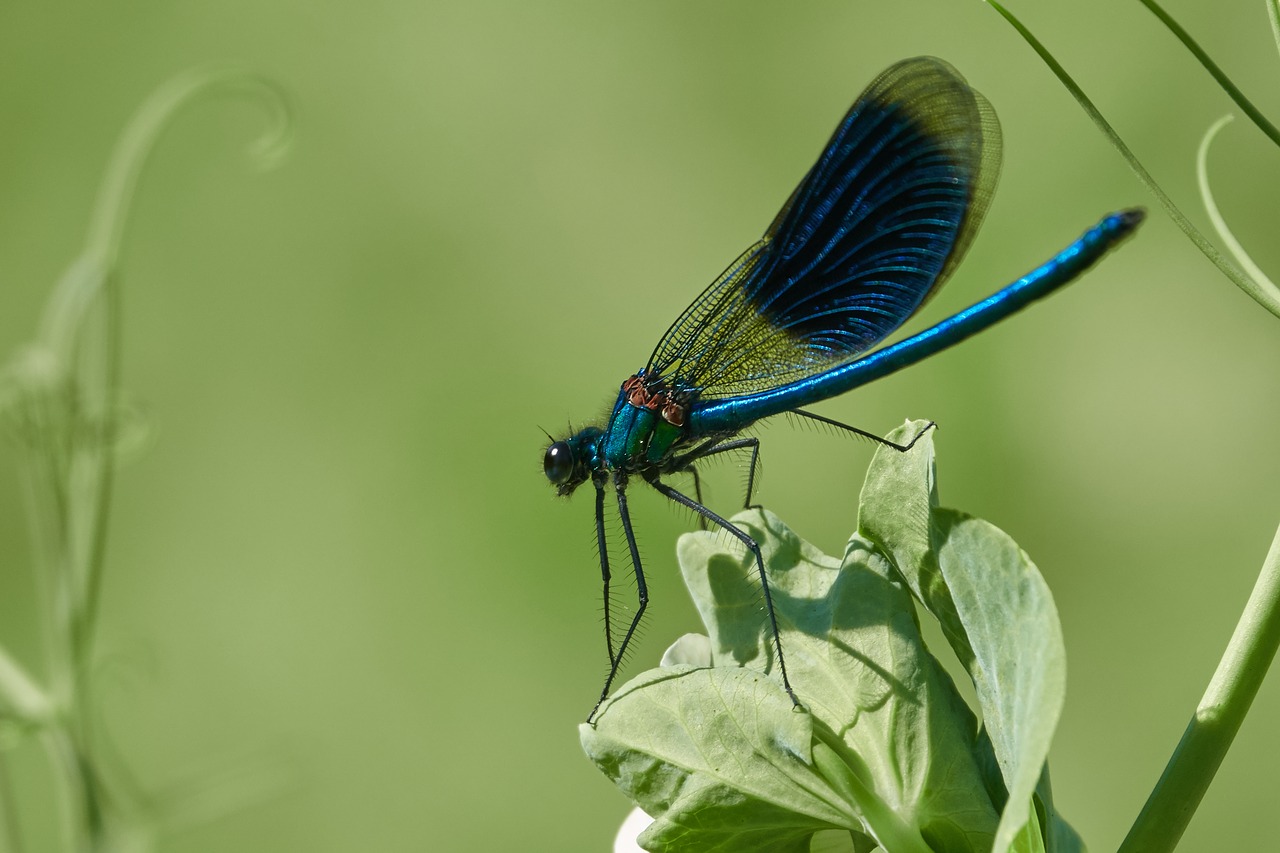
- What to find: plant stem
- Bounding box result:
[0,650,51,724]
[1136,0,1280,148]
[41,728,88,853]
[1118,518,1280,852]
[1269,0,1280,55]
[0,753,24,853]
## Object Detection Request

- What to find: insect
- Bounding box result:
[544,56,1143,722]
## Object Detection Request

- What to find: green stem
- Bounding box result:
[12,378,77,707]
[1269,0,1280,55]
[0,752,24,853]
[1136,0,1280,148]
[40,728,88,853]
[1118,519,1280,852]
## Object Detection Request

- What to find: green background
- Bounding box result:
[2,0,1278,850]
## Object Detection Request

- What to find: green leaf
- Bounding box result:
[1036,766,1086,853]
[936,509,1065,853]
[861,421,1071,853]
[583,503,1000,852]
[970,732,1084,853]
[581,666,850,853]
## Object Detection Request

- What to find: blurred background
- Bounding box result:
[1,0,1277,850]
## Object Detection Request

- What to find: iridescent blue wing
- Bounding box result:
[646,56,1001,401]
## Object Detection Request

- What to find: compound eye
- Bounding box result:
[543,441,575,485]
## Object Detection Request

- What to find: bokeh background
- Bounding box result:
[2,1,1278,850]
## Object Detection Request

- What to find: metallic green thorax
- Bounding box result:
[542,371,698,500]
[600,372,693,471]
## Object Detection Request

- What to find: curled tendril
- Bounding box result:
[0,66,292,849]
[38,67,294,360]
[1196,115,1280,306]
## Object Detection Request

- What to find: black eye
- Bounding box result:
[544,441,575,485]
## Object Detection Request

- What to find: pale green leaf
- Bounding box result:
[861,421,1072,853]
[585,502,999,852]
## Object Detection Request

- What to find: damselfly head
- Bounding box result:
[543,426,602,496]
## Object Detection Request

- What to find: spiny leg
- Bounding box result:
[793,410,935,452]
[688,466,708,531]
[593,476,614,665]
[674,436,762,509]
[588,476,649,723]
[645,476,802,711]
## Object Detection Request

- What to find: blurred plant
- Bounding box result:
[0,69,290,852]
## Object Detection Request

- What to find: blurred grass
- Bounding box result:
[1,0,1278,850]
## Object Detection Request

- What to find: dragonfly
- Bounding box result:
[544,56,1143,722]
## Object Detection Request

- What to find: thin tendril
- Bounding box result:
[1195,115,1280,303]
[1136,0,1280,148]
